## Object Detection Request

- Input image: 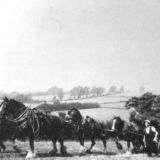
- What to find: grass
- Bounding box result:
[0,140,158,160]
[52,102,129,122]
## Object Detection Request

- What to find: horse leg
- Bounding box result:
[58,138,67,155]
[131,141,136,153]
[100,135,107,153]
[0,141,6,152]
[12,138,20,152]
[53,140,57,154]
[48,139,57,156]
[12,139,18,151]
[85,136,95,153]
[79,134,86,154]
[141,140,145,152]
[26,136,36,159]
[126,140,131,154]
[132,138,142,153]
[115,137,123,150]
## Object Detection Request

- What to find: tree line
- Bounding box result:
[47,85,126,101]
[0,85,145,103]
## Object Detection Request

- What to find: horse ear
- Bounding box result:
[4,96,9,102]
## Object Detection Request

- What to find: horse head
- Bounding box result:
[0,97,26,119]
[112,116,124,132]
[66,108,82,124]
[85,116,94,123]
[0,97,10,117]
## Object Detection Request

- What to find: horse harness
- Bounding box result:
[72,116,86,133]
[4,107,40,137]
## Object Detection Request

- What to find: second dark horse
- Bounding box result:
[67,108,107,153]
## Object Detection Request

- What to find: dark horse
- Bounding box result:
[0,97,67,158]
[66,108,107,153]
[112,116,145,153]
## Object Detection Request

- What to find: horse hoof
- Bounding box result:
[103,148,107,154]
[61,147,67,156]
[49,150,57,156]
[85,149,91,154]
[26,151,37,159]
[117,142,123,150]
[126,151,131,155]
[13,145,21,152]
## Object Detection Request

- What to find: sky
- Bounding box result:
[0,0,160,93]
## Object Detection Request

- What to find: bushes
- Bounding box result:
[125,92,156,114]
[126,92,160,124]
[37,102,100,113]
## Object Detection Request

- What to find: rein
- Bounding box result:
[127,130,144,137]
[5,107,29,123]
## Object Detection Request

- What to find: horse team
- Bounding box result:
[0,97,158,158]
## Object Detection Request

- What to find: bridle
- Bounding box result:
[0,100,9,118]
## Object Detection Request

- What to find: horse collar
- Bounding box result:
[73,116,85,133]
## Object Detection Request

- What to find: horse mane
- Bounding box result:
[86,116,96,123]
[10,99,26,107]
[7,99,26,111]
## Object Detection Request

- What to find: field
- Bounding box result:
[32,94,130,104]
[52,102,129,122]
[1,95,158,159]
[1,140,158,160]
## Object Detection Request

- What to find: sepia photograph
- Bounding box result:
[0,0,160,159]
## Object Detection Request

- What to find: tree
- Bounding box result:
[96,87,106,96]
[52,96,60,105]
[83,86,90,98]
[119,85,125,94]
[77,86,85,99]
[108,85,117,94]
[70,87,77,99]
[47,86,64,100]
[90,86,105,97]
[57,88,64,100]
[139,85,145,93]
[47,86,60,94]
[91,86,98,97]
[70,86,85,99]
